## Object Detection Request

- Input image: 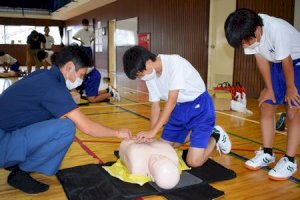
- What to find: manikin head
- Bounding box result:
[148,154,180,189]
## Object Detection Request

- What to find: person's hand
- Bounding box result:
[285,86,300,108]
[116,128,132,140]
[134,130,156,143]
[258,88,276,107]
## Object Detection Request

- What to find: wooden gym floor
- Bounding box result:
[0,74,299,200]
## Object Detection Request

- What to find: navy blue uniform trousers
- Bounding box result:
[0,119,75,175]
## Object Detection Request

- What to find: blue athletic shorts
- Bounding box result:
[161,91,216,148]
[265,58,300,105]
[10,61,20,72]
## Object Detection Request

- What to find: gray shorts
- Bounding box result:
[27,49,43,68]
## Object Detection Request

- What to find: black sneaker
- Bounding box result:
[4,165,18,171]
[7,169,49,194]
[275,113,286,131]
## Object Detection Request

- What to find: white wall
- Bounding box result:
[295,0,300,31]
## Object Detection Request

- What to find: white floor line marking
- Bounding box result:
[216,111,286,135]
[120,86,149,94]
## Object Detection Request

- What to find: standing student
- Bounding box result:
[0,46,131,194]
[26,30,46,73]
[72,18,94,58]
[224,8,300,180]
[43,26,54,69]
[44,26,54,51]
[123,46,231,168]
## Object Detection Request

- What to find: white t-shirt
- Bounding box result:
[73,29,94,47]
[44,35,54,49]
[44,50,53,65]
[244,14,300,62]
[146,55,206,103]
[0,54,17,65]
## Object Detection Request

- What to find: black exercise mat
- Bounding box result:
[57,163,225,200]
[57,150,235,200]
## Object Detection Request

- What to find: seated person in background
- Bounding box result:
[76,67,121,102]
[37,49,54,68]
[119,140,180,189]
[0,50,21,77]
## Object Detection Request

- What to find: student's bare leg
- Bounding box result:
[99,90,108,94]
[185,138,216,167]
[285,107,300,156]
[87,92,111,103]
[43,61,48,70]
[260,103,278,148]
[26,53,33,73]
[164,131,216,167]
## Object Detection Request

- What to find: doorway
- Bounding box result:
[108,19,116,88]
[207,0,236,89]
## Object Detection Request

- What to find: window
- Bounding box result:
[36,26,62,45]
[5,25,35,44]
[0,25,64,44]
[115,17,138,46]
[0,25,4,44]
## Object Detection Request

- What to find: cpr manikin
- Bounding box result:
[119,140,180,189]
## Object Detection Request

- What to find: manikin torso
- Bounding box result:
[119,140,180,189]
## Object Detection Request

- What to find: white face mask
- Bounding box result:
[248,40,260,49]
[247,31,261,49]
[66,66,83,90]
[141,68,156,81]
[83,26,89,30]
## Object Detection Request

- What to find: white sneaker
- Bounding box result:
[107,85,113,94]
[245,150,275,170]
[214,125,231,154]
[111,88,121,101]
[107,86,121,101]
[268,157,297,181]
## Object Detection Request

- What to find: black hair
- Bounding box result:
[0,50,5,56]
[123,46,157,80]
[51,46,92,71]
[37,49,47,61]
[224,8,263,47]
[30,30,39,39]
[82,18,89,25]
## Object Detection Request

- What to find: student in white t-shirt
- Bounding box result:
[72,18,94,58]
[37,49,53,67]
[0,50,21,77]
[44,26,54,51]
[225,8,300,180]
[123,46,231,168]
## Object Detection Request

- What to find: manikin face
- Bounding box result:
[148,154,180,189]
